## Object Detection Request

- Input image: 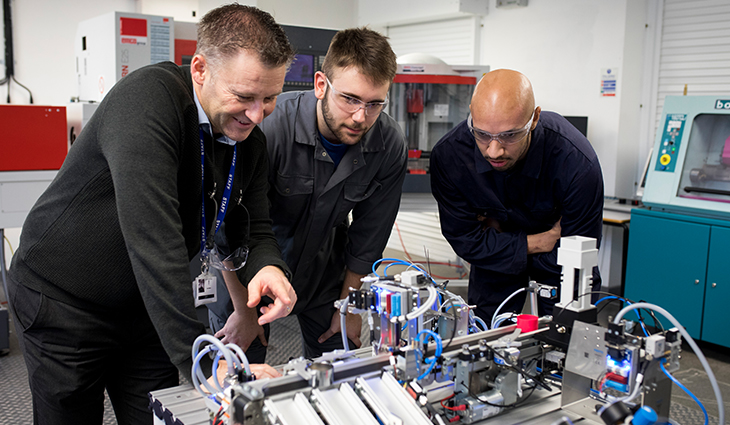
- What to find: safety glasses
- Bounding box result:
[325,76,388,117]
[467,110,535,146]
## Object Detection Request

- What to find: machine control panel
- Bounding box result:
[655,114,686,172]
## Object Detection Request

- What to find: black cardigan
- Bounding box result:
[10,62,289,379]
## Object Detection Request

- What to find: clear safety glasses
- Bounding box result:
[467,110,535,146]
[325,76,389,117]
[208,244,249,272]
[203,193,250,272]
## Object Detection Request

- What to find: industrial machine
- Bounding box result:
[70,12,197,144]
[150,237,724,425]
[387,53,488,191]
[389,53,488,154]
[75,12,175,103]
[625,96,730,348]
[642,95,730,219]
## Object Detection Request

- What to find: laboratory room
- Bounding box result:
[1,0,729,424]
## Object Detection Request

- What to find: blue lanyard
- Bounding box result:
[200,128,237,258]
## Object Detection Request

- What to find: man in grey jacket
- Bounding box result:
[7,5,296,424]
[211,27,407,359]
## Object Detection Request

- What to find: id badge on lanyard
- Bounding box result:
[193,129,237,307]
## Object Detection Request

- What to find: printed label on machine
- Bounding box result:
[715,99,730,109]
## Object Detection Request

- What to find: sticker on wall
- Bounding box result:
[601,68,618,97]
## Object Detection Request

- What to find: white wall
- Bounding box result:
[139,0,206,22]
[138,0,357,28]
[2,0,137,106]
[358,0,487,27]
[258,0,355,29]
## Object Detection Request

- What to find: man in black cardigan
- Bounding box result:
[7,5,296,424]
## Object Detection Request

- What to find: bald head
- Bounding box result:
[470,69,536,133]
[467,69,541,171]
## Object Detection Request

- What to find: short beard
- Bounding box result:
[321,92,340,142]
[321,88,366,145]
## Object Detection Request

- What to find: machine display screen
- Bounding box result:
[285,54,315,83]
[677,113,730,203]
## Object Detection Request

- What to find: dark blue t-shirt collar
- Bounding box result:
[319,131,349,168]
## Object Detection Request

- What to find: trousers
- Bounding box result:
[7,277,178,425]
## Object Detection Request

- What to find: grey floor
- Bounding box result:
[1,295,728,424]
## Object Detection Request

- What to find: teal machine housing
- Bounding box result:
[643,95,730,217]
[626,96,730,347]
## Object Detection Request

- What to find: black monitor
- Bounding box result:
[281,25,337,92]
[564,116,588,137]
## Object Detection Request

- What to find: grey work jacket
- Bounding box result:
[260,90,408,311]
